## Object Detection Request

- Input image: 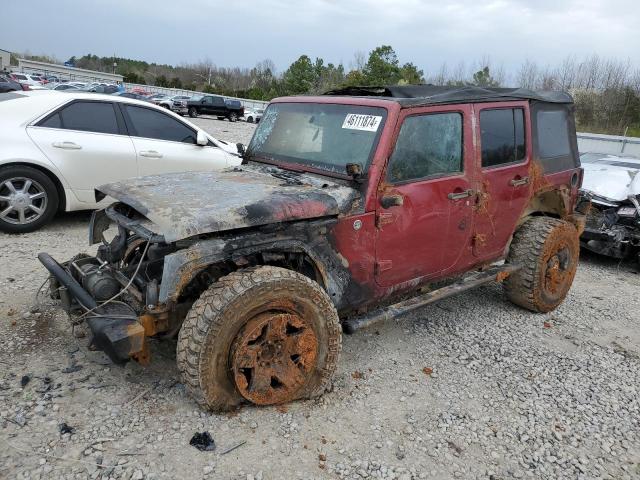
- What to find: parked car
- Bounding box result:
[81,84,119,94]
[130,87,151,95]
[0,74,23,93]
[112,92,151,101]
[157,95,189,115]
[146,93,168,104]
[47,82,84,91]
[244,107,264,123]
[187,95,244,121]
[579,152,640,265]
[0,90,243,233]
[40,85,586,412]
[32,75,48,84]
[9,73,43,86]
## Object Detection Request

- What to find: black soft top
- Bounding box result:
[323,85,573,106]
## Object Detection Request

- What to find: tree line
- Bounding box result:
[13,47,640,136]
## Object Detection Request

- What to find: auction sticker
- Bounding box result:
[342,113,382,132]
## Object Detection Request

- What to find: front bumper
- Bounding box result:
[38,252,146,364]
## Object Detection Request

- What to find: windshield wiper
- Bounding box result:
[268,170,303,185]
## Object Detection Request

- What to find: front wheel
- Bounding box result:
[0,166,59,233]
[246,116,254,123]
[188,107,198,118]
[177,266,341,411]
[504,217,579,312]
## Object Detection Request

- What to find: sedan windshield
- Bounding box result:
[247,102,387,175]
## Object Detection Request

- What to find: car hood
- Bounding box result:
[581,155,640,203]
[97,164,359,242]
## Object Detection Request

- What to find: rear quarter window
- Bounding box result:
[536,110,571,158]
[531,103,579,173]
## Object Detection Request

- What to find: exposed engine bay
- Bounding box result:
[580,153,640,266]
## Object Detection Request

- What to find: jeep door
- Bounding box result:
[374,105,475,287]
[471,102,531,260]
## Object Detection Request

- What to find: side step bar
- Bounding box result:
[342,264,520,334]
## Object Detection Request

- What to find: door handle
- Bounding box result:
[52,141,82,150]
[139,150,163,158]
[447,189,475,200]
[509,176,530,187]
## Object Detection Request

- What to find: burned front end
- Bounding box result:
[39,166,361,365]
[39,203,178,364]
[581,193,640,261]
[579,154,640,266]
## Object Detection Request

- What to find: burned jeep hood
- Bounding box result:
[97,164,359,242]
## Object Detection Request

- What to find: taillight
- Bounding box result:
[22,84,31,91]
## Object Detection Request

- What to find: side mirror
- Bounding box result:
[236,143,246,155]
[196,130,208,146]
[346,163,364,183]
[380,193,404,209]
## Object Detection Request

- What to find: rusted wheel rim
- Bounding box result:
[544,243,572,296]
[231,312,318,405]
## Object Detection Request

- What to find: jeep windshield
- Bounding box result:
[246,102,387,176]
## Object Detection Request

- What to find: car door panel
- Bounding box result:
[121,103,232,175]
[374,105,475,287]
[27,100,138,205]
[472,102,531,260]
[28,128,138,204]
[133,138,231,176]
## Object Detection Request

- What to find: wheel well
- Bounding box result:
[178,250,327,305]
[1,162,66,212]
[518,189,571,228]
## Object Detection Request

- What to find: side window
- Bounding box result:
[38,101,119,134]
[537,110,571,158]
[387,112,463,183]
[124,105,197,144]
[480,108,526,168]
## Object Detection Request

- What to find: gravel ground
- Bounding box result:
[1,118,640,480]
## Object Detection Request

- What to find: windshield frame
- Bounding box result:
[246,101,390,179]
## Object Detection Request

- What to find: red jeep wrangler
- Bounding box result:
[41,85,587,411]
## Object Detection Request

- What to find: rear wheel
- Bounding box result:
[188,107,198,117]
[229,112,238,122]
[0,166,58,233]
[177,266,341,411]
[246,116,254,123]
[504,217,579,312]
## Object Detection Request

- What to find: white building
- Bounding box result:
[16,58,123,83]
[0,49,11,72]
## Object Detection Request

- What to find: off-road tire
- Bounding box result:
[504,217,579,313]
[177,266,342,411]
[0,165,59,233]
[188,107,198,118]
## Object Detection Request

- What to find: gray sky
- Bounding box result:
[2,0,639,76]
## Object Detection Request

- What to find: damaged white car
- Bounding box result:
[580,153,640,264]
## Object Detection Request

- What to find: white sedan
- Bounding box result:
[0,90,242,233]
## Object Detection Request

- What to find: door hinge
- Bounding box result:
[375,260,393,273]
[376,212,394,229]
